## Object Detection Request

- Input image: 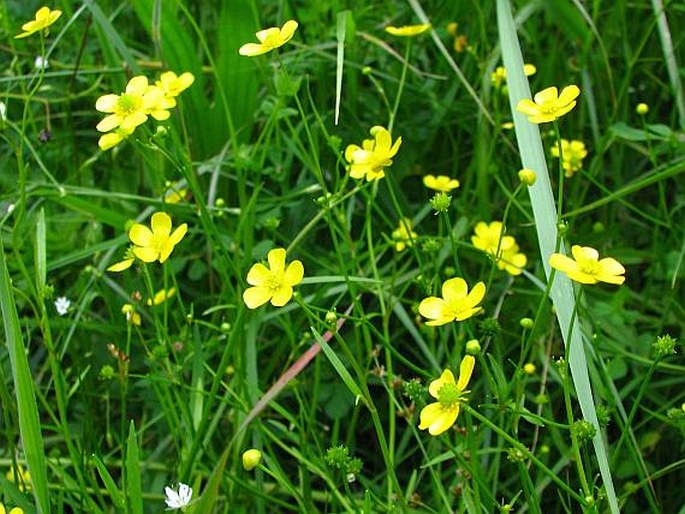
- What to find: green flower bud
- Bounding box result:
[242,449,263,471]
[465,339,481,355]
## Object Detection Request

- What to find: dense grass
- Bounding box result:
[1,1,684,513]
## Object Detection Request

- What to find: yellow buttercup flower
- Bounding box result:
[471,221,527,276]
[423,174,460,193]
[128,212,187,264]
[0,504,24,514]
[147,288,176,306]
[238,20,298,57]
[391,218,417,252]
[164,185,188,204]
[549,245,625,285]
[121,304,141,326]
[516,85,580,124]
[385,24,431,37]
[243,248,304,309]
[419,355,475,435]
[446,23,468,53]
[98,126,135,151]
[156,71,195,101]
[419,278,486,326]
[5,463,30,492]
[344,126,402,181]
[491,64,536,90]
[96,76,165,133]
[15,6,62,39]
[550,139,587,178]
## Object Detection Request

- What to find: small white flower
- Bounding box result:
[164,482,192,510]
[35,56,49,70]
[54,296,71,316]
[0,101,6,122]
[6,203,14,215]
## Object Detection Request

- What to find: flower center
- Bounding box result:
[150,232,168,253]
[579,259,600,276]
[117,93,142,115]
[437,383,463,408]
[264,273,283,293]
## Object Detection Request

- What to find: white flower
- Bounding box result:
[54,296,71,316]
[0,101,6,122]
[35,56,49,69]
[164,482,192,510]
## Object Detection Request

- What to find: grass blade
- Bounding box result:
[496,1,619,512]
[125,421,144,514]
[0,241,50,513]
[34,208,46,295]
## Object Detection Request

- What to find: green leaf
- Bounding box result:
[90,455,125,508]
[0,241,50,513]
[34,208,46,295]
[126,421,144,514]
[497,2,619,512]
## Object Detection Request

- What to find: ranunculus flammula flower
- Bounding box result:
[15,6,62,39]
[239,20,298,57]
[0,503,24,514]
[516,85,580,124]
[156,71,195,101]
[419,355,475,435]
[391,218,417,252]
[345,126,402,181]
[95,76,170,133]
[419,278,486,326]
[549,245,625,285]
[550,139,588,178]
[423,174,460,193]
[491,63,536,90]
[471,221,527,276]
[385,24,431,37]
[129,212,188,264]
[164,482,192,510]
[243,248,304,309]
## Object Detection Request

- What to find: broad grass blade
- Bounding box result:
[496,1,619,512]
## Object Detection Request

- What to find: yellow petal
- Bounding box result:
[534,86,559,105]
[267,248,287,274]
[465,281,486,309]
[428,369,455,398]
[246,263,270,286]
[419,402,459,435]
[129,224,153,246]
[457,355,475,390]
[515,99,541,117]
[549,253,578,275]
[107,258,134,272]
[283,260,304,286]
[151,212,172,237]
[96,115,121,133]
[572,245,598,262]
[279,20,299,43]
[243,286,272,309]
[169,224,188,245]
[557,85,580,105]
[126,76,149,95]
[441,277,467,304]
[418,297,447,321]
[133,246,158,262]
[239,42,269,56]
[270,286,294,307]
[95,94,120,113]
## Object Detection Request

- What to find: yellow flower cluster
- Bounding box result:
[392,218,417,252]
[550,139,588,178]
[95,72,194,150]
[491,64,537,90]
[471,221,527,276]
